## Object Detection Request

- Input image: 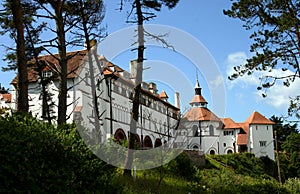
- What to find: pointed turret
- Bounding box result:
[190,75,208,108]
[194,77,202,95]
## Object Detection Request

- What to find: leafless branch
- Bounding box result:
[144,29,175,51]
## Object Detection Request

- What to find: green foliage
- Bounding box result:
[166,152,195,179]
[111,169,192,194]
[110,152,288,193]
[0,113,116,193]
[66,0,106,46]
[284,178,300,194]
[121,0,179,22]
[207,153,276,179]
[279,133,300,180]
[1,114,295,193]
[0,0,45,71]
[193,168,289,194]
[288,96,300,119]
[271,115,299,150]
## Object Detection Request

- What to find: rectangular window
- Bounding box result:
[223,130,234,136]
[42,70,52,79]
[259,141,267,147]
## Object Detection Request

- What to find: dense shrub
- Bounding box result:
[0,114,117,193]
[0,114,292,193]
[207,153,276,179]
[280,133,300,181]
[165,152,195,179]
[192,168,290,194]
[284,178,300,194]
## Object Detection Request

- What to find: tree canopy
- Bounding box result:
[224,0,300,118]
[270,115,298,150]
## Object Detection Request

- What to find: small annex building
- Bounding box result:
[175,77,275,160]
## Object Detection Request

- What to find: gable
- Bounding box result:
[11,50,88,84]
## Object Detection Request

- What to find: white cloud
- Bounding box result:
[255,69,300,110]
[226,52,260,89]
[226,52,300,110]
[209,75,224,89]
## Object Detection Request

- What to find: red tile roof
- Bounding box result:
[11,50,88,84]
[236,111,274,145]
[159,91,168,99]
[0,94,12,103]
[237,122,249,145]
[189,95,207,104]
[103,67,113,75]
[237,133,248,145]
[221,118,241,129]
[182,107,221,122]
[11,49,180,112]
[74,106,83,112]
[245,111,274,125]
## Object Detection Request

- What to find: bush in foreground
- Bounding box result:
[0,114,116,193]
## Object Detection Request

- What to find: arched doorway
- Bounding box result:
[124,133,141,149]
[154,138,162,148]
[143,136,153,148]
[227,149,233,154]
[114,128,127,142]
[209,149,215,155]
[133,134,141,148]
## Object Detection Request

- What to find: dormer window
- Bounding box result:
[42,70,52,79]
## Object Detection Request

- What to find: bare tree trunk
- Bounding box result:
[11,0,28,113]
[55,0,68,125]
[124,0,144,176]
[79,0,101,142]
[24,24,52,124]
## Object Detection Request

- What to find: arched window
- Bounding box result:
[154,138,162,148]
[143,136,153,148]
[192,125,198,137]
[114,129,127,142]
[133,134,141,148]
[209,150,215,155]
[192,145,199,150]
[209,125,214,136]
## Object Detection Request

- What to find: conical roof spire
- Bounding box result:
[189,70,208,107]
[194,70,201,95]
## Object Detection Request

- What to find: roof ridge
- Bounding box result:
[245,111,274,125]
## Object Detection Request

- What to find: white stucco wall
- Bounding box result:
[249,124,274,160]
[219,128,239,154]
[25,79,77,124]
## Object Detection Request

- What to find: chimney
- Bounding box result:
[159,91,168,102]
[84,39,97,53]
[175,92,180,108]
[130,60,138,84]
[141,82,148,90]
[130,60,143,85]
[148,82,158,95]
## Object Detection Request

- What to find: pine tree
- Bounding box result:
[120,0,179,177]
[0,0,28,112]
[67,0,106,141]
[224,0,300,118]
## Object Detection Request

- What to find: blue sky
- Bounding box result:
[1,1,299,123]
